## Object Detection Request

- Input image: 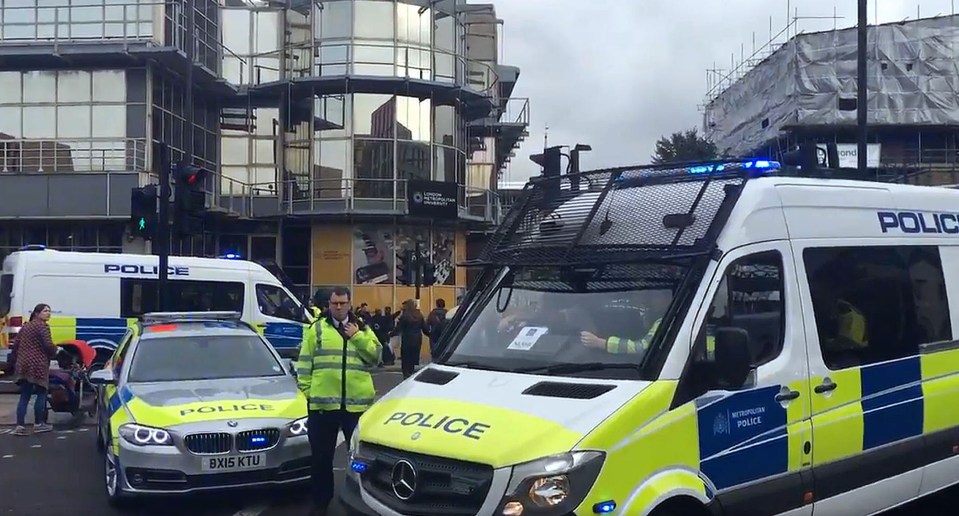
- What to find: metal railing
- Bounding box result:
[0,0,160,44]
[499,97,530,126]
[215,175,500,222]
[282,41,499,95]
[0,138,148,173]
[0,0,245,81]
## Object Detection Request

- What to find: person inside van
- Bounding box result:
[580,293,671,356]
[809,277,868,368]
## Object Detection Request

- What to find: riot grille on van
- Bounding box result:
[477,162,756,267]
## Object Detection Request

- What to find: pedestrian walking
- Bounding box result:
[295,287,381,516]
[10,303,58,436]
[391,299,428,379]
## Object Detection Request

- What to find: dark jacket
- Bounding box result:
[392,313,428,352]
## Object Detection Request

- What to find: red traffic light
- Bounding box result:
[176,162,209,186]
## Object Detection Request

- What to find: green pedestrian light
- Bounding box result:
[138,217,146,231]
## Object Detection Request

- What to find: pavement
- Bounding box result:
[0,367,957,515]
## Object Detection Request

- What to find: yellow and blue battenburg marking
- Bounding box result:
[260,322,304,352]
[860,356,923,449]
[107,385,136,417]
[695,385,790,490]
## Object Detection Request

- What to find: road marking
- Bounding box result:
[78,428,89,432]
[57,436,67,440]
[0,429,11,435]
[232,503,269,516]
[30,444,41,448]
[1,455,13,459]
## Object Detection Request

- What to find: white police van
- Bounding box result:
[0,247,309,365]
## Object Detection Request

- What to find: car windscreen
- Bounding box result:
[0,274,12,318]
[127,334,285,383]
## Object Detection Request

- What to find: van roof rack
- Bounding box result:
[140,311,242,324]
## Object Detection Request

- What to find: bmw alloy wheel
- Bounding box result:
[105,451,118,497]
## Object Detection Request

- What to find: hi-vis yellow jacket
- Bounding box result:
[296,315,381,412]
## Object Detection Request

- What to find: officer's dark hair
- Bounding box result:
[330,286,351,300]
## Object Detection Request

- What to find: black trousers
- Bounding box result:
[400,344,420,378]
[307,409,361,507]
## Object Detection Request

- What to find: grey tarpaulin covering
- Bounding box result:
[704,15,959,156]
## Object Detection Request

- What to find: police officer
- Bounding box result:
[296,286,381,516]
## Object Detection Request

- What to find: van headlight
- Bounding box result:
[498,451,605,514]
[288,417,308,437]
[118,424,173,446]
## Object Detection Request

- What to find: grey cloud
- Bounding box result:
[493,0,957,182]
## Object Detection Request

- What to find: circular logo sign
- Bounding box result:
[390,459,417,500]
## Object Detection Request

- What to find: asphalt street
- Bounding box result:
[0,368,956,515]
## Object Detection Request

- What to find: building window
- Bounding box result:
[0,70,141,173]
[804,246,952,370]
[354,139,394,199]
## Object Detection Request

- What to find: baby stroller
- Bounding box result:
[47,340,98,419]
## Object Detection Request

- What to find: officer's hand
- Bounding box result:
[580,331,606,349]
[344,323,359,338]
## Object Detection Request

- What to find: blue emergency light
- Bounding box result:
[593,500,616,513]
[22,244,47,251]
[350,460,369,473]
[220,253,242,260]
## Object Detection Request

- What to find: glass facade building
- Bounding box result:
[0,0,529,311]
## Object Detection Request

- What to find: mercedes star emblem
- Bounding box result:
[390,460,417,500]
[227,420,239,428]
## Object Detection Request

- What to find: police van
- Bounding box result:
[341,160,959,516]
[0,248,309,364]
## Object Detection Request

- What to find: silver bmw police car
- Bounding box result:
[90,312,311,506]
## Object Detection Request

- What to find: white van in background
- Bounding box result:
[0,247,310,365]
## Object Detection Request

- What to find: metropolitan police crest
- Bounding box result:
[712,412,730,435]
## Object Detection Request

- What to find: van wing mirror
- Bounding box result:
[714,327,752,389]
[89,368,115,385]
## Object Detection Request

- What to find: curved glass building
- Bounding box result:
[0,0,528,320]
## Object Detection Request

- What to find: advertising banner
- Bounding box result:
[352,226,394,285]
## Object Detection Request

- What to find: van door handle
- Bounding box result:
[814,378,837,394]
[775,389,800,402]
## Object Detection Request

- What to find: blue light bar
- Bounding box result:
[593,500,616,514]
[251,436,267,444]
[350,460,369,473]
[22,244,46,251]
[220,253,242,260]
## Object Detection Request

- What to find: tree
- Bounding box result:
[651,128,719,164]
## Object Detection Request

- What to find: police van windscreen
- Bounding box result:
[0,274,12,317]
[442,263,685,379]
[127,335,285,383]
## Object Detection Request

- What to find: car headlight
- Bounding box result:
[498,451,605,515]
[288,417,308,437]
[118,423,173,447]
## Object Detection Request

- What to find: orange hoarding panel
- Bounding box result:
[311,225,352,286]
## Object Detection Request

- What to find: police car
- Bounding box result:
[89,312,310,505]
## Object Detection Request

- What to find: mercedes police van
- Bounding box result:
[341,160,959,516]
[0,248,309,364]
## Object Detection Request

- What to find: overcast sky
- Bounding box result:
[492,0,958,183]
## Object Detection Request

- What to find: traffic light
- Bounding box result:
[174,161,210,237]
[130,185,158,240]
[530,146,564,177]
[397,249,415,286]
[422,261,436,286]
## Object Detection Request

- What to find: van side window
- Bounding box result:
[803,246,951,370]
[120,279,245,317]
[256,284,308,323]
[685,251,785,395]
[705,251,785,366]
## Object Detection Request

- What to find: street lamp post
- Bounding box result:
[857,0,868,173]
